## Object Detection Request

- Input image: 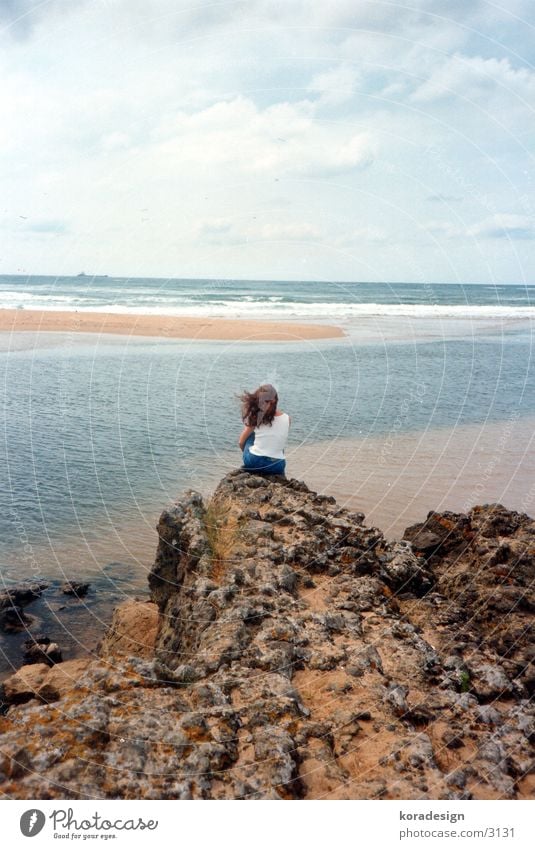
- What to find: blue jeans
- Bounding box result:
[242,433,286,476]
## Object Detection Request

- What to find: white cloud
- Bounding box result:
[334,226,388,247]
[425,214,535,241]
[411,54,535,105]
[145,96,374,180]
[195,218,322,246]
[308,64,361,105]
[0,0,534,281]
[468,214,535,240]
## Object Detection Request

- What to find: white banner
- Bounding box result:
[1,799,533,848]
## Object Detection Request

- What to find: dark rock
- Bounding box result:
[0,582,48,610]
[383,682,409,717]
[23,638,63,666]
[0,605,31,633]
[61,581,90,597]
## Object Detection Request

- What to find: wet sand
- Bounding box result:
[291,415,535,538]
[0,308,344,341]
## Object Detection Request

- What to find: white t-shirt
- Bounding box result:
[249,412,290,459]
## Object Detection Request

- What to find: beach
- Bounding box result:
[0,308,344,341]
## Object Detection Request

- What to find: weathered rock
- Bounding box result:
[468,663,514,701]
[98,599,158,660]
[0,480,533,801]
[3,658,91,704]
[379,540,433,594]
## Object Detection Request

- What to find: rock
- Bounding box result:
[0,605,32,633]
[2,663,49,703]
[442,729,464,749]
[468,663,514,701]
[475,705,501,725]
[98,599,158,660]
[23,638,63,666]
[0,582,48,610]
[403,511,473,558]
[379,540,433,593]
[0,478,532,801]
[61,581,90,597]
[383,682,409,717]
[3,659,90,704]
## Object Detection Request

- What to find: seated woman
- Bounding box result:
[238,383,290,476]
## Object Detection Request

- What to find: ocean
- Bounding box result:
[1,275,534,675]
[1,274,534,319]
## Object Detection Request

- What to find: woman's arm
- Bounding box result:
[238,425,254,449]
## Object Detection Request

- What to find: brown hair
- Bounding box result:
[240,383,278,427]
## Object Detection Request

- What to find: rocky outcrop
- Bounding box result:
[0,472,533,799]
[97,599,159,660]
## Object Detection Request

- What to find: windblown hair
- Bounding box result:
[240,384,278,428]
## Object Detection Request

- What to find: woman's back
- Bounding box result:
[249,412,289,459]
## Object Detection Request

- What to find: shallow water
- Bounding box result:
[1,311,534,676]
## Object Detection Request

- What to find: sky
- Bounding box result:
[1,0,535,283]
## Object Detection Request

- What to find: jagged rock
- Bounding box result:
[383,682,409,717]
[468,663,514,701]
[0,479,533,800]
[379,540,433,594]
[61,581,90,597]
[403,510,474,558]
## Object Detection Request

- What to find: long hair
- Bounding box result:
[240,384,278,427]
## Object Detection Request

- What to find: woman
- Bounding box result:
[238,383,290,476]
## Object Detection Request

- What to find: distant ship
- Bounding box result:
[76,272,109,277]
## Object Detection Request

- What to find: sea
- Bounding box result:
[1,275,534,675]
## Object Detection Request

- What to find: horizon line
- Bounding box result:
[0,273,532,287]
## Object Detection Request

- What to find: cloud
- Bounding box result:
[426,214,535,241]
[0,215,67,234]
[26,218,68,234]
[411,53,535,105]
[0,0,84,40]
[1,0,534,282]
[257,222,322,241]
[334,226,388,247]
[427,194,464,203]
[308,64,361,105]
[195,218,322,246]
[149,96,374,180]
[468,214,535,240]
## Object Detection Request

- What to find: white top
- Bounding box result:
[249,412,290,459]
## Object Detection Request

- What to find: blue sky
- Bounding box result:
[1,0,535,282]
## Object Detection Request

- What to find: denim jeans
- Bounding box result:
[242,433,286,476]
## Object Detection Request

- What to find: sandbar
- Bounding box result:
[0,308,344,341]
